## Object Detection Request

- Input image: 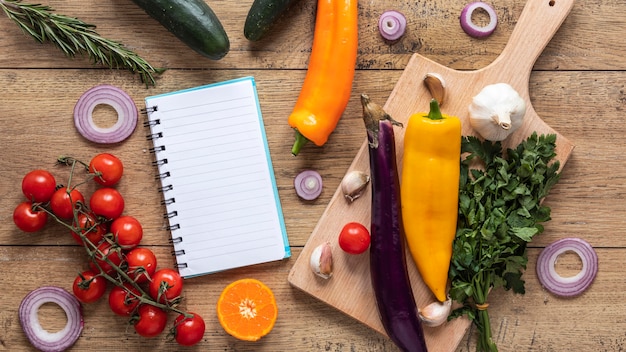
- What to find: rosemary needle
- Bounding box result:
[0,0,164,86]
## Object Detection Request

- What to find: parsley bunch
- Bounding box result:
[449,132,561,352]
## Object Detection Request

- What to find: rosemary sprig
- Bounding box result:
[0,0,164,86]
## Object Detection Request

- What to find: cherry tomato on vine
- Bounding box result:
[174,312,206,346]
[50,187,85,219]
[13,201,48,232]
[125,247,157,283]
[110,215,143,249]
[134,304,168,338]
[149,268,183,303]
[21,169,56,203]
[89,241,123,275]
[108,284,141,316]
[71,212,107,245]
[72,271,106,303]
[89,187,124,219]
[338,222,371,255]
[89,153,124,186]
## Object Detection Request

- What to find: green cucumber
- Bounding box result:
[131,0,229,60]
[244,0,301,41]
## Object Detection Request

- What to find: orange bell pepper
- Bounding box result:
[288,0,358,155]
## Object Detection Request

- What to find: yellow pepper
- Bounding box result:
[401,99,461,302]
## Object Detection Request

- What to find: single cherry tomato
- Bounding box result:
[89,241,123,275]
[134,304,168,338]
[110,215,143,249]
[125,247,157,284]
[174,312,206,346]
[89,187,124,219]
[89,153,124,186]
[13,202,48,232]
[21,169,56,203]
[149,268,183,303]
[50,187,85,219]
[72,271,107,303]
[71,212,107,245]
[108,284,141,316]
[338,222,371,255]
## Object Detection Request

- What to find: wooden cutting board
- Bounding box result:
[288,0,576,350]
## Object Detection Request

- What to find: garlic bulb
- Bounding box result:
[468,83,526,141]
[423,73,446,106]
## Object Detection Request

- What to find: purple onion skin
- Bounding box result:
[364,97,427,352]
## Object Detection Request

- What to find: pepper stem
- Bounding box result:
[426,98,444,120]
[291,130,309,156]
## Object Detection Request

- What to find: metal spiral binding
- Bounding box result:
[165,223,180,231]
[143,118,160,127]
[172,249,185,256]
[155,171,171,180]
[158,184,173,192]
[164,210,178,219]
[161,197,175,206]
[141,105,158,114]
[169,236,183,244]
[152,158,168,167]
[149,145,166,153]
[175,263,188,269]
[146,131,163,141]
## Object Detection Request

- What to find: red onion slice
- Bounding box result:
[294,170,323,200]
[378,10,407,42]
[19,286,84,352]
[536,237,598,297]
[74,84,138,144]
[460,2,498,38]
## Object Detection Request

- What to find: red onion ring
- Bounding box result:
[460,2,498,38]
[74,84,138,144]
[294,170,323,200]
[536,237,598,297]
[378,10,407,42]
[19,286,84,352]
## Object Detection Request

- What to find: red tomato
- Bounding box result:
[108,284,141,316]
[72,271,107,303]
[89,241,123,275]
[174,312,206,346]
[125,247,157,284]
[110,215,143,249]
[149,268,183,303]
[71,212,107,245]
[13,202,48,232]
[21,169,56,203]
[89,153,124,186]
[89,187,124,219]
[50,187,85,219]
[338,222,371,255]
[134,305,168,338]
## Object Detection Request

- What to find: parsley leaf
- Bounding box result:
[448,132,561,352]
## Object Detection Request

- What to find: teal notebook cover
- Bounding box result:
[144,76,290,278]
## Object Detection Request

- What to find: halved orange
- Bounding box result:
[216,278,278,341]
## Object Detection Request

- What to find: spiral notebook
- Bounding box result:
[144,76,290,278]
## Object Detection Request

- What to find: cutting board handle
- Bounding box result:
[492,0,574,80]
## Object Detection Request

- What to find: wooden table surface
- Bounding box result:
[1,0,623,351]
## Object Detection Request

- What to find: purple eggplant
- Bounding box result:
[361,94,428,352]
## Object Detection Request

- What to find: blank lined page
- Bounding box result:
[145,76,290,278]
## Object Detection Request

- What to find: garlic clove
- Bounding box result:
[423,73,446,106]
[341,170,370,202]
[310,242,333,279]
[418,297,452,327]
